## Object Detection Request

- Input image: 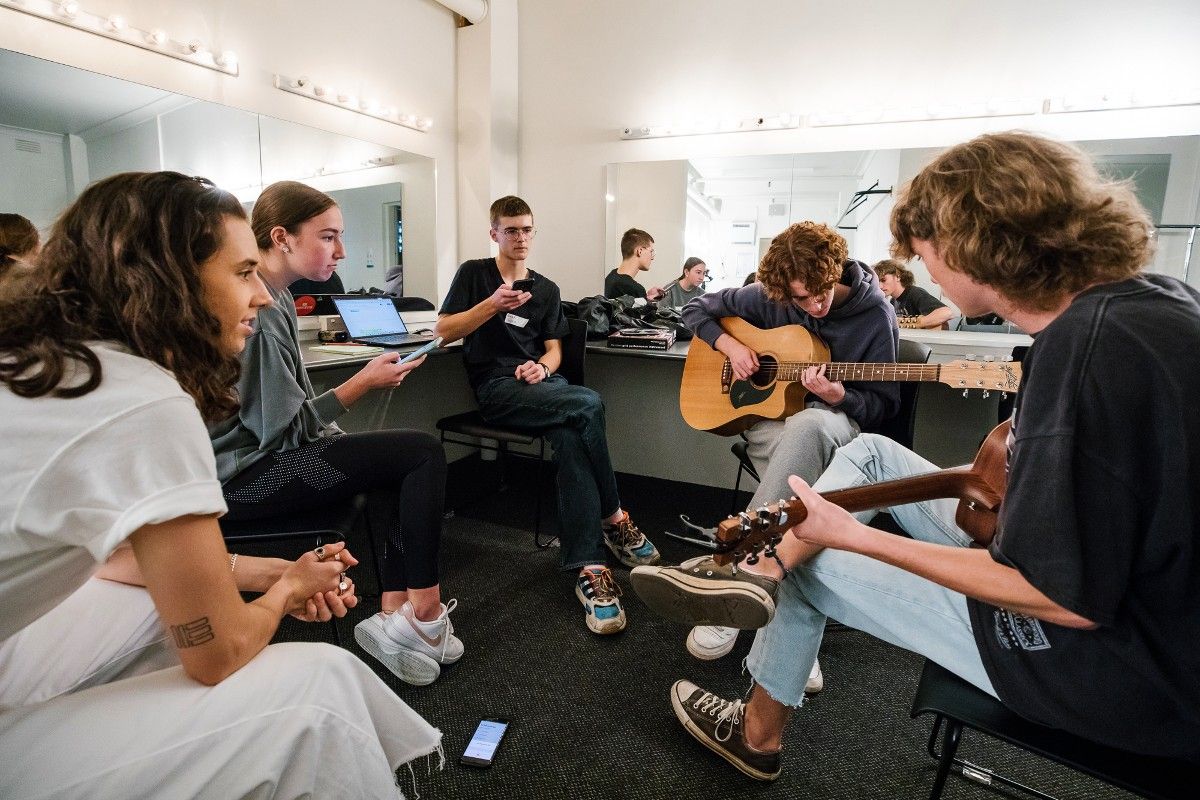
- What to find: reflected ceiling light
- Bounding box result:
[1046,89,1200,114]
[808,97,1039,127]
[620,112,800,140]
[0,0,239,75]
[274,72,430,133]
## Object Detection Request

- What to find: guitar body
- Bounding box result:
[679,318,830,436]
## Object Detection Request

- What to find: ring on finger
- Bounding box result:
[313,545,326,560]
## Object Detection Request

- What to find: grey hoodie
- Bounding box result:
[681,259,899,430]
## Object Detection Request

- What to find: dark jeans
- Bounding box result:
[222,430,446,591]
[476,374,620,570]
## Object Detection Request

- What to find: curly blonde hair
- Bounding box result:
[757,221,848,303]
[890,132,1153,311]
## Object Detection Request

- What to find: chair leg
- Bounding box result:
[927,715,962,800]
[534,438,558,548]
[730,463,745,517]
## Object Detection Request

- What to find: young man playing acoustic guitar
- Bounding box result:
[674,221,898,666]
[633,132,1200,779]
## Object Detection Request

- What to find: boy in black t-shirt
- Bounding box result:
[604,228,664,301]
[630,132,1200,779]
[874,257,954,329]
[437,196,661,635]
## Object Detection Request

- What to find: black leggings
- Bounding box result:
[222,430,446,591]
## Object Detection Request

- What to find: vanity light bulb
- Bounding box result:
[381,106,396,118]
[313,85,328,98]
[58,1,79,19]
[400,114,414,125]
[217,51,238,69]
[146,29,168,47]
[417,118,432,130]
[105,15,126,32]
[361,98,379,113]
[187,39,205,54]
[337,92,352,104]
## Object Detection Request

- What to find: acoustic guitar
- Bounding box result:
[711,420,1011,566]
[678,317,1021,435]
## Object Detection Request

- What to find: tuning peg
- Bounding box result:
[966,353,977,361]
[982,390,990,398]
[745,552,760,565]
[963,389,969,398]
[1000,392,1008,400]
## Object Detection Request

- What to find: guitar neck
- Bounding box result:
[773,362,940,382]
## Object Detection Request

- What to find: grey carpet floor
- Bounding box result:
[270,499,1137,800]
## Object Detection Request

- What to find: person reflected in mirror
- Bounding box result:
[209,181,461,686]
[0,171,438,798]
[661,257,708,308]
[634,132,1200,780]
[436,196,661,636]
[673,222,898,668]
[0,212,40,280]
[874,258,954,329]
[605,227,664,302]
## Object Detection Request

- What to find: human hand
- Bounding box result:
[514,359,547,384]
[291,575,359,622]
[488,284,532,313]
[784,475,861,550]
[280,542,360,616]
[717,334,759,381]
[356,351,425,390]
[647,286,666,302]
[800,363,845,405]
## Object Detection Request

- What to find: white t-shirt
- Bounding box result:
[0,343,227,644]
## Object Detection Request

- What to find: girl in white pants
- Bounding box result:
[0,171,439,799]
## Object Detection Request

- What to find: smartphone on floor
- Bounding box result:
[461,717,510,767]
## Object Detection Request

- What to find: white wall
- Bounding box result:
[0,124,72,233]
[609,160,687,292]
[518,0,1200,300]
[0,0,460,294]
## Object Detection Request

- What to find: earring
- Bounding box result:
[282,245,291,253]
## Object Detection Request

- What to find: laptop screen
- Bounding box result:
[332,297,409,338]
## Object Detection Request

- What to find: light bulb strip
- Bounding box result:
[0,0,238,76]
[621,113,799,140]
[273,73,431,133]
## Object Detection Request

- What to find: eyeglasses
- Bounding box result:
[498,226,537,240]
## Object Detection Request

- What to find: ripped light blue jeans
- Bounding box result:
[746,433,998,707]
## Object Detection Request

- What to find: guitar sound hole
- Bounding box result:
[751,355,777,389]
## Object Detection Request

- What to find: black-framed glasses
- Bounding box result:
[499,226,537,240]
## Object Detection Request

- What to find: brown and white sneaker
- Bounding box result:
[631,556,778,629]
[602,511,662,567]
[669,679,781,781]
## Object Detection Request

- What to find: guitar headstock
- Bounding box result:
[938,357,1021,395]
[713,498,808,566]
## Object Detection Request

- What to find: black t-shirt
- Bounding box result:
[892,285,945,317]
[439,258,569,392]
[604,269,647,300]
[968,274,1200,762]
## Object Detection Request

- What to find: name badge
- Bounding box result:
[504,313,529,328]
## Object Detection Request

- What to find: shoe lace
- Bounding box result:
[692,691,745,742]
[610,516,645,548]
[585,568,622,601]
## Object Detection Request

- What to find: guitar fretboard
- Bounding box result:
[759,362,941,382]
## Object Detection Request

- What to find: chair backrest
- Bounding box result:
[871,337,932,450]
[557,317,588,386]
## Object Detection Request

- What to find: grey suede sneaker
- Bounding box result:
[670,679,781,781]
[630,556,778,629]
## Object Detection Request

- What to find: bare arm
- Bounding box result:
[784,475,1097,629]
[97,543,288,593]
[332,352,426,409]
[436,285,531,345]
[128,515,351,685]
[918,306,955,329]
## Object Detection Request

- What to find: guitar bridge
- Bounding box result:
[721,360,732,395]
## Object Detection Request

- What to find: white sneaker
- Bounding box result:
[806,658,824,695]
[354,612,441,686]
[384,599,465,665]
[686,625,739,660]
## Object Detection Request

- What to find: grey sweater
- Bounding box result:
[681,260,899,430]
[662,281,706,308]
[209,282,347,483]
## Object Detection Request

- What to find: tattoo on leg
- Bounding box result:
[170,617,215,648]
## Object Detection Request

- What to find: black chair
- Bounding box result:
[910,659,1200,800]
[219,494,382,645]
[436,318,588,548]
[729,337,933,515]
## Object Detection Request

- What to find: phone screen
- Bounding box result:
[511,279,535,292]
[461,718,508,766]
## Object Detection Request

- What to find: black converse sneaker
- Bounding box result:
[669,679,781,781]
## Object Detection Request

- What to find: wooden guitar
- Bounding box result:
[711,420,1010,566]
[678,317,1021,435]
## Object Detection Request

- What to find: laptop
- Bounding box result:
[331,296,436,347]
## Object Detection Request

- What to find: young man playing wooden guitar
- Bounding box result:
[632,132,1200,780]
[675,221,898,666]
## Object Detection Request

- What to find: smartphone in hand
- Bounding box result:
[461,718,509,767]
[398,336,443,364]
[510,278,535,292]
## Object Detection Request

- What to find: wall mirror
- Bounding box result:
[605,136,1200,308]
[0,48,437,300]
